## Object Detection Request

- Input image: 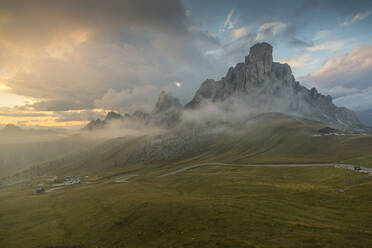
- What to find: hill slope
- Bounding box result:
[8,112,372,182]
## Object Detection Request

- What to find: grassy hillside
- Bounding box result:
[7,112,372,183]
[0,135,104,178]
[1,163,372,248]
[1,113,372,247]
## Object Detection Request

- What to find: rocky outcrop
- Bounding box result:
[85,118,105,130]
[84,111,123,130]
[105,111,123,121]
[245,42,273,73]
[153,91,182,114]
[185,42,363,129]
[151,91,183,127]
[85,42,364,131]
[84,92,183,130]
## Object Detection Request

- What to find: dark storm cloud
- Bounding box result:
[0,0,188,34]
[1,0,221,112]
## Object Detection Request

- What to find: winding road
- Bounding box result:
[160,162,372,177]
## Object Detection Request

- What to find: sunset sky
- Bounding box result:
[1,0,372,129]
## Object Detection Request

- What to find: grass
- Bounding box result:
[6,113,372,185]
[1,164,372,248]
[1,113,372,247]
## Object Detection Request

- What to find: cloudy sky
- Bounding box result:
[0,0,372,129]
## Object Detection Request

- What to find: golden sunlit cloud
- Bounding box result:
[0,92,34,107]
[46,29,95,59]
[0,114,89,127]
[0,84,10,91]
[0,108,107,129]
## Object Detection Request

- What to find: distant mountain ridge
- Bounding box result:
[0,124,63,144]
[84,111,123,130]
[85,91,183,130]
[85,42,364,131]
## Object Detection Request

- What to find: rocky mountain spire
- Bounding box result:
[185,42,363,129]
[245,42,273,73]
[84,42,364,131]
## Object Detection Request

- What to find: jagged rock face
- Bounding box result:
[84,111,123,130]
[84,42,363,131]
[84,92,184,131]
[153,91,182,114]
[152,91,183,127]
[132,110,150,121]
[85,119,104,130]
[186,42,363,129]
[105,111,123,121]
[245,42,273,73]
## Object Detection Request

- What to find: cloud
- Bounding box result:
[55,110,106,122]
[321,86,361,98]
[0,111,51,117]
[94,85,160,113]
[294,0,372,16]
[299,45,372,112]
[341,10,372,27]
[232,26,250,41]
[281,24,313,47]
[301,45,372,89]
[314,29,339,41]
[280,54,317,69]
[217,33,257,66]
[222,8,237,31]
[306,40,345,51]
[333,87,372,111]
[0,0,221,118]
[256,22,286,41]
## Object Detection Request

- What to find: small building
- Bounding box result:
[63,176,80,185]
[35,187,45,193]
[318,127,338,135]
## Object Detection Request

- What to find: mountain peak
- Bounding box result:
[3,124,22,132]
[104,111,123,121]
[245,42,273,73]
[185,42,363,129]
[153,91,182,114]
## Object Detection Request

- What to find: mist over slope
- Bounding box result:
[0,134,104,178]
[85,42,364,136]
[0,124,65,144]
[186,43,362,129]
[8,112,372,182]
[2,42,370,180]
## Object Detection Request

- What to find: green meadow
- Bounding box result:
[1,164,372,248]
[1,113,372,248]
